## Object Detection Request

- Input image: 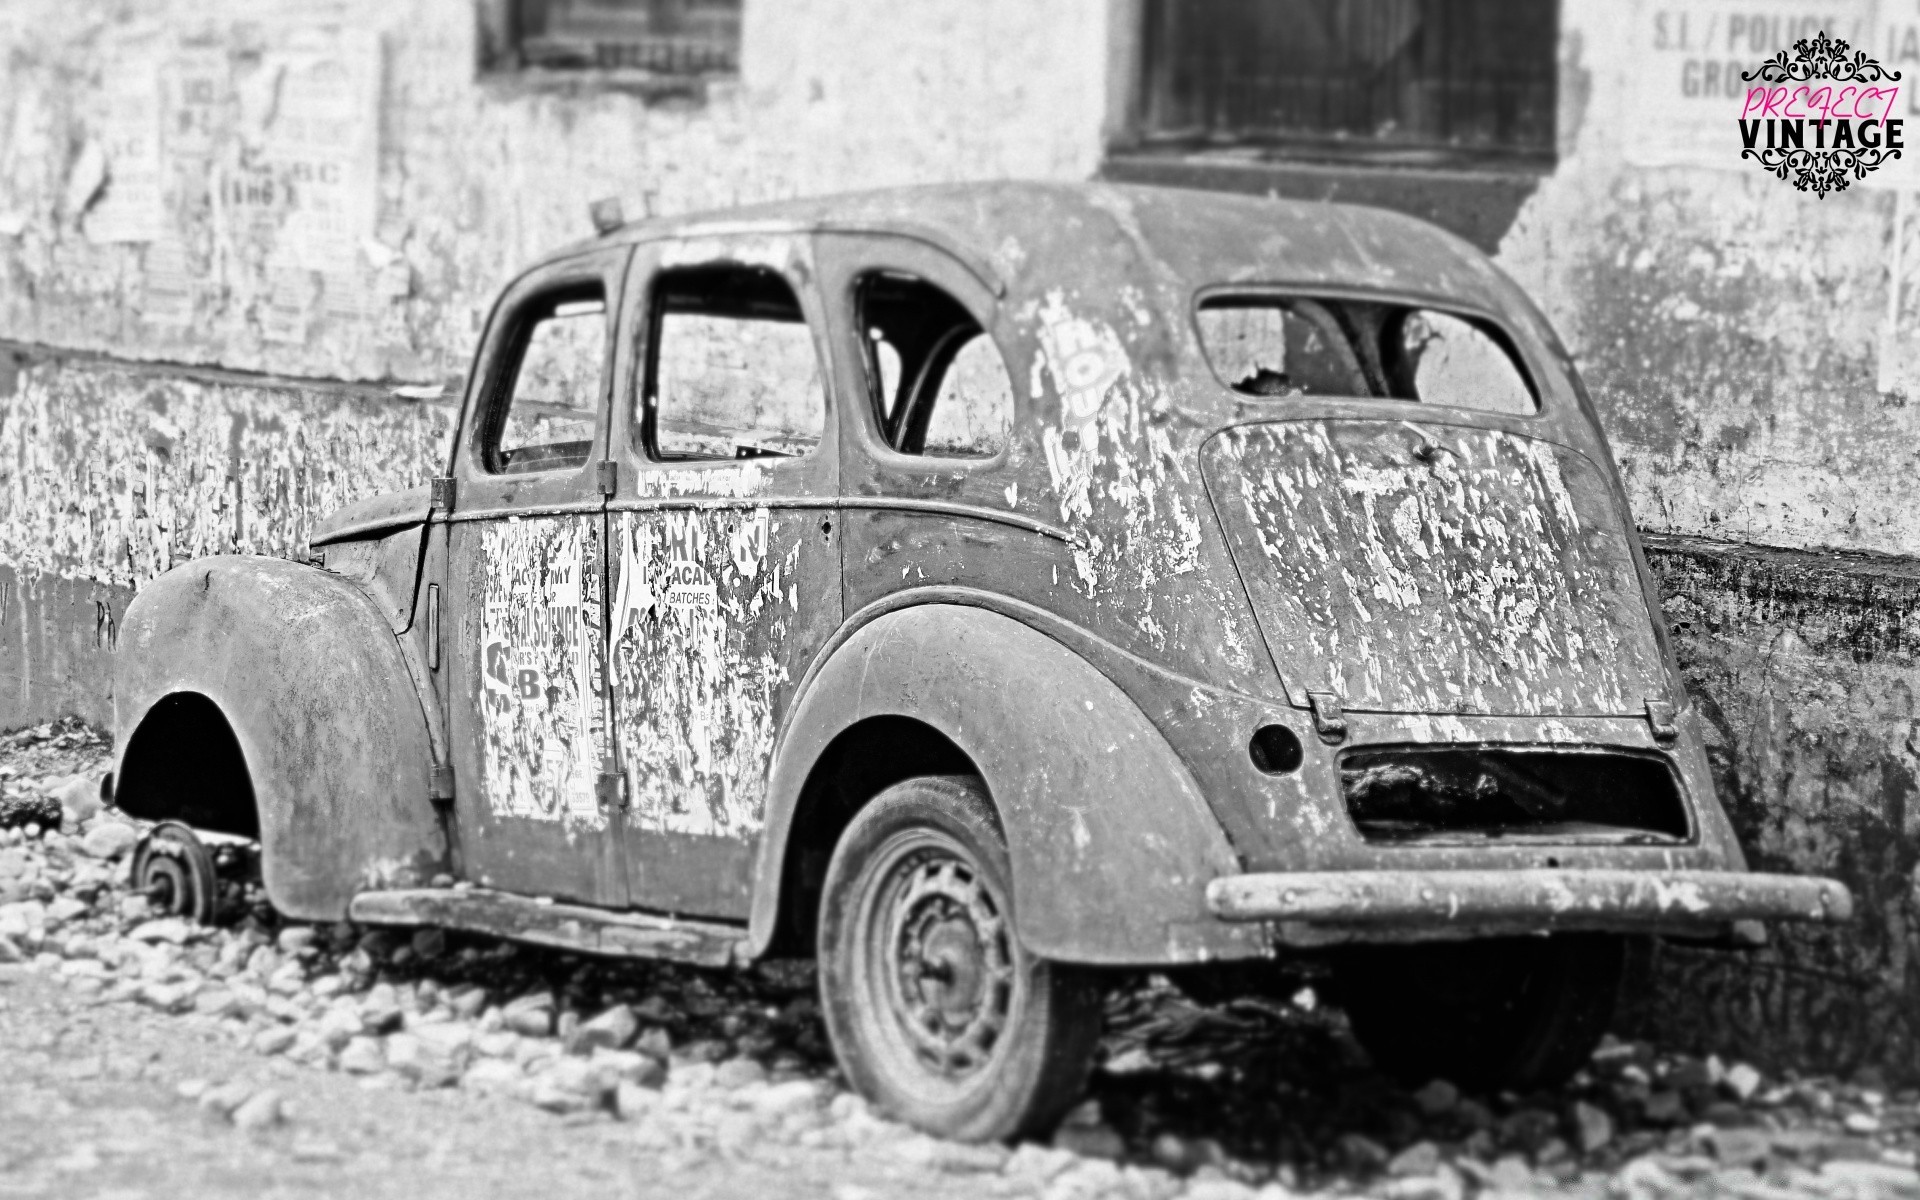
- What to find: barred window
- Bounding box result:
[1139,0,1557,167]
[481,0,740,83]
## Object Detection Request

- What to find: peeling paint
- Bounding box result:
[609,508,799,837]
[1024,292,1209,650]
[659,235,798,273]
[1207,420,1667,715]
[629,463,769,500]
[477,518,606,831]
[0,355,450,591]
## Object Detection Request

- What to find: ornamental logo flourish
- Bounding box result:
[1739,31,1903,197]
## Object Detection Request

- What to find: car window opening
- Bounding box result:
[856,271,1013,458]
[1197,295,1537,416]
[646,263,825,461]
[1341,746,1690,845]
[487,282,609,475]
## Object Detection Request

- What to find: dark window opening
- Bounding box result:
[484,285,608,475]
[644,264,825,461]
[856,272,1014,458]
[1139,0,1558,168]
[480,0,740,83]
[1342,746,1691,845]
[1196,295,1537,414]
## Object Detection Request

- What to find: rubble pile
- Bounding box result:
[0,723,1914,1200]
[0,718,105,832]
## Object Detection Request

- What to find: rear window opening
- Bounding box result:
[1195,295,1537,415]
[1341,746,1690,845]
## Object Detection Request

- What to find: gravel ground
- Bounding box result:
[1,717,1916,1200]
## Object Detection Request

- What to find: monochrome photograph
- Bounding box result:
[0,2,1914,1197]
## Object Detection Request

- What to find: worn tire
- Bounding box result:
[818,775,1103,1142]
[1335,934,1626,1091]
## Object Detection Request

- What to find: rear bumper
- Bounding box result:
[1206,869,1852,939]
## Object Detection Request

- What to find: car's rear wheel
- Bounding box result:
[817,775,1103,1142]
[1334,933,1626,1091]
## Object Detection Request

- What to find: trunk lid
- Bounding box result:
[1202,419,1667,717]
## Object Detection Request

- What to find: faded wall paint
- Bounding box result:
[1500,0,1920,560]
[0,564,127,732]
[1481,6,1920,1078]
[0,0,1110,384]
[6,1,1917,577]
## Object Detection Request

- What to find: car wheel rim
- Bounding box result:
[134,823,219,924]
[872,842,1015,1082]
[143,856,189,914]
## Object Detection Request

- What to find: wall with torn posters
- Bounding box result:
[0,348,453,727]
[0,0,1109,384]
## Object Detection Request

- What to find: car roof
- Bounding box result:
[544,181,1524,317]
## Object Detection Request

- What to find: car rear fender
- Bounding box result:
[748,604,1263,965]
[113,556,447,919]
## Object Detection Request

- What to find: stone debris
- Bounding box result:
[230,1089,286,1131]
[0,728,1915,1200]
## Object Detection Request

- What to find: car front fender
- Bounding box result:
[114,555,447,918]
[749,604,1264,965]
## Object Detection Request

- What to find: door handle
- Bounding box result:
[426,583,441,671]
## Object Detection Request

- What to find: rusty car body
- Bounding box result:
[111,182,1852,1138]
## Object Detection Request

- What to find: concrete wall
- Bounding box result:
[2,0,1917,1075]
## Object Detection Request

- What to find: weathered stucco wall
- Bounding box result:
[0,349,452,590]
[1502,1,1920,560]
[0,346,453,729]
[0,564,127,732]
[0,0,1109,384]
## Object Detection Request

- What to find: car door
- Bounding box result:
[813,234,1025,615]
[604,234,842,918]
[443,247,630,905]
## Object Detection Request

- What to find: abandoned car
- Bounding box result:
[112,182,1852,1140]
